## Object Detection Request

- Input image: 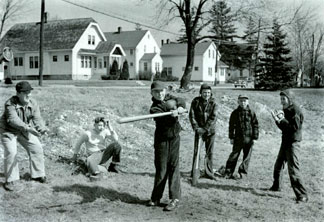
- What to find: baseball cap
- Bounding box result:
[238,95,248,100]
[151,81,165,91]
[16,81,33,92]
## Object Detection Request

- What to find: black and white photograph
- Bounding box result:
[0,0,323,221]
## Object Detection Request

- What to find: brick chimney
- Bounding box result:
[161,40,164,46]
[166,39,170,44]
[117,27,122,33]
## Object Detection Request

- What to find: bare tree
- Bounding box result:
[0,0,28,38]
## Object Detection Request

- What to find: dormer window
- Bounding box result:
[88,35,91,44]
[92,35,95,45]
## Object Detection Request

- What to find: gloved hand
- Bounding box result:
[271,109,285,122]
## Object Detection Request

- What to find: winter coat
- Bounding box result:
[189,96,217,136]
[229,105,259,143]
[150,94,186,142]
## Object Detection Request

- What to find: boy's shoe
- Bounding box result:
[146,199,160,207]
[89,173,102,182]
[108,164,124,173]
[3,181,24,192]
[296,196,308,203]
[32,176,47,183]
[268,185,281,192]
[163,199,179,211]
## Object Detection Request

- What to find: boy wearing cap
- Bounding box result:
[223,95,259,179]
[147,81,186,211]
[269,89,308,203]
[72,117,122,179]
[189,84,217,179]
[0,81,48,191]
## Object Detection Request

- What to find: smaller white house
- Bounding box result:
[216,60,229,83]
[160,41,221,83]
[104,28,163,79]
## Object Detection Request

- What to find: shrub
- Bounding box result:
[101,75,109,80]
[139,71,152,80]
[110,60,120,79]
[4,77,13,84]
[120,61,129,80]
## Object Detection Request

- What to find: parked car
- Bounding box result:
[234,79,248,88]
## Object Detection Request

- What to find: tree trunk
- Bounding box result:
[180,42,195,89]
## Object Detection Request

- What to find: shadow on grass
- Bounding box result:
[195,182,282,198]
[126,171,191,178]
[52,184,146,205]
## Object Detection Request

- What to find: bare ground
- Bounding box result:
[0,85,323,222]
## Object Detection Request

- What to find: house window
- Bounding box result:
[64,55,69,61]
[104,56,107,68]
[194,66,199,71]
[19,57,23,66]
[208,49,211,58]
[94,57,97,68]
[130,49,133,55]
[167,67,172,76]
[92,35,95,45]
[88,35,91,44]
[53,56,57,62]
[144,45,146,53]
[34,56,38,68]
[85,56,88,68]
[98,59,102,69]
[208,67,212,76]
[221,68,225,76]
[155,62,160,72]
[130,62,133,66]
[30,57,34,68]
[81,56,84,68]
[147,34,150,39]
[154,46,156,53]
[144,62,148,71]
[14,57,23,66]
[89,57,92,68]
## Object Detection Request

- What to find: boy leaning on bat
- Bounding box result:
[147,81,186,211]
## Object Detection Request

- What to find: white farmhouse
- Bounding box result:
[104,28,163,79]
[0,18,126,80]
[160,41,222,83]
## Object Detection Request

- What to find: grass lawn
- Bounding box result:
[0,85,323,222]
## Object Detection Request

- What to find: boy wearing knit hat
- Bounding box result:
[189,84,218,179]
[269,89,308,203]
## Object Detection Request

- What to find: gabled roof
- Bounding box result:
[104,30,147,49]
[95,41,116,53]
[140,53,157,61]
[160,41,216,56]
[0,17,97,52]
[219,60,229,67]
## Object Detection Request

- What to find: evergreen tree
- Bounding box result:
[256,20,295,90]
[120,60,129,80]
[244,17,257,44]
[209,0,236,41]
[110,60,120,79]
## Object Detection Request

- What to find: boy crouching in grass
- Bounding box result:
[72,117,123,180]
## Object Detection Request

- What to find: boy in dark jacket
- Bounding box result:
[223,95,259,179]
[270,89,308,203]
[147,81,186,211]
[189,84,217,179]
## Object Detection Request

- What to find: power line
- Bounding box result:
[61,0,179,35]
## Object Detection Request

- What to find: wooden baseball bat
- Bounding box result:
[117,112,173,124]
[192,137,204,186]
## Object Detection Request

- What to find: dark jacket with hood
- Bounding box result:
[276,90,303,142]
[150,94,186,142]
[189,96,217,136]
[229,105,259,143]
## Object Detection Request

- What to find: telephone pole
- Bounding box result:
[39,0,45,86]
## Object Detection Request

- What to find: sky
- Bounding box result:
[4,0,324,46]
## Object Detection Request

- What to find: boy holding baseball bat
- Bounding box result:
[147,81,186,211]
[189,84,218,180]
[269,89,308,203]
[72,117,123,180]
